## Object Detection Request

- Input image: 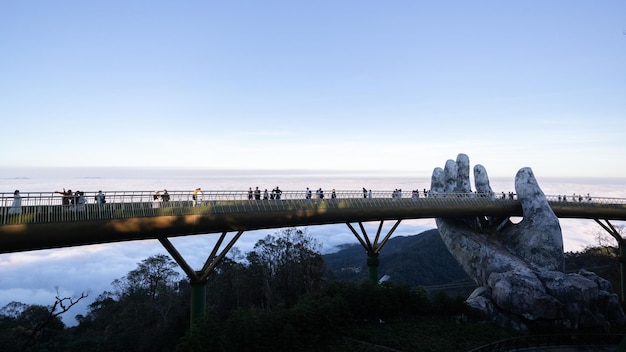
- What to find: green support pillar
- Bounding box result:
[367,252,380,283]
[190,280,207,327]
[159,232,246,329]
[617,239,626,304]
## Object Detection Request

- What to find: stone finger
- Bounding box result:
[430,167,445,194]
[456,153,472,193]
[474,164,493,195]
[514,167,564,271]
[443,159,458,193]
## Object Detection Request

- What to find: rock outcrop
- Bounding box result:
[431,154,625,330]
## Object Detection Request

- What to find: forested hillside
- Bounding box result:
[324,229,622,299]
[323,229,474,295]
[0,228,621,352]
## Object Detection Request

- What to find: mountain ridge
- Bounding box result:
[323,229,474,293]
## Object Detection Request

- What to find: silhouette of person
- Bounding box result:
[8,190,22,215]
[95,190,106,204]
[153,191,161,208]
[75,191,86,210]
[161,189,170,202]
[55,189,72,207]
[192,188,203,206]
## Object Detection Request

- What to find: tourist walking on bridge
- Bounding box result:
[8,190,22,215]
[54,189,72,207]
[152,191,161,208]
[271,186,282,200]
[75,191,86,210]
[95,190,106,204]
[192,188,203,206]
[161,190,170,203]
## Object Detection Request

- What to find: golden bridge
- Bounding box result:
[2,189,626,325]
[2,189,626,254]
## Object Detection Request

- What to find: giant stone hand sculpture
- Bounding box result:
[431,154,625,330]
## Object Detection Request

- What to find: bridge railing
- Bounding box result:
[1,190,625,226]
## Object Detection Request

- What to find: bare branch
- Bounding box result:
[21,290,89,351]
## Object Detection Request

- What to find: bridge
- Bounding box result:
[3,190,626,253]
[2,189,626,326]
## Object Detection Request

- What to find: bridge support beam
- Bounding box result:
[593,219,625,303]
[158,230,245,327]
[367,253,380,283]
[190,279,207,326]
[346,220,401,283]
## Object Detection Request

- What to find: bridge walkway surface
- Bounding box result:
[1,189,626,254]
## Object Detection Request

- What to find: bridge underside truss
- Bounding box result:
[346,220,402,255]
[346,220,402,282]
[158,230,245,283]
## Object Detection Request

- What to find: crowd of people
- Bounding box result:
[248,187,284,200]
[2,187,597,216]
[151,189,171,208]
[242,186,433,200]
[5,188,106,215]
[53,189,90,208]
[559,193,592,202]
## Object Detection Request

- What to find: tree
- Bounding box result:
[0,290,87,352]
[246,228,325,308]
[587,224,624,256]
[206,256,255,317]
[73,254,187,352]
[112,253,182,326]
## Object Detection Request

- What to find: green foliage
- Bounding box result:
[176,309,222,352]
[0,301,66,352]
[340,316,520,352]
[431,290,466,315]
[565,245,621,293]
[176,279,481,351]
[14,229,616,351]
[62,254,188,352]
[245,228,325,309]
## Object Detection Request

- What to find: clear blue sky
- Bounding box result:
[1,1,625,177]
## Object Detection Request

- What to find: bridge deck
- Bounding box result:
[1,190,625,254]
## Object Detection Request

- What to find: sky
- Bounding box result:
[1,1,625,178]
